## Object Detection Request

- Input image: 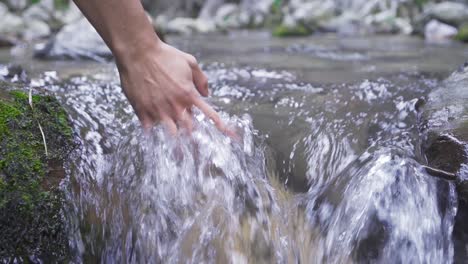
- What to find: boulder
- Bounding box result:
[291,0,336,26]
[423,2,468,27]
[165,17,216,34]
[422,64,468,261]
[214,3,241,29]
[0,2,25,35]
[424,19,458,43]
[22,19,51,41]
[34,18,111,61]
[422,63,468,198]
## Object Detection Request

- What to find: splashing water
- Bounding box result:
[38,63,458,263]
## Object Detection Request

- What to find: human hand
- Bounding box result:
[116,41,226,135]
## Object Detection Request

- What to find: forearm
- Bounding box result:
[73,0,161,65]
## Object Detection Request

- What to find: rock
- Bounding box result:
[292,0,335,26]
[6,0,27,11]
[0,36,17,48]
[0,85,75,261]
[455,23,468,42]
[319,12,359,32]
[22,19,51,41]
[165,17,216,34]
[34,18,111,61]
[0,2,25,35]
[424,19,458,43]
[22,3,53,22]
[363,10,412,34]
[423,2,468,27]
[422,63,468,181]
[214,3,240,29]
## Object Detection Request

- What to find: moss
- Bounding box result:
[455,24,468,42]
[0,88,74,261]
[272,24,312,37]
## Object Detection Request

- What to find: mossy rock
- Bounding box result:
[455,24,468,42]
[0,86,75,262]
[272,24,312,37]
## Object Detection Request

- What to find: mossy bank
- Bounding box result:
[0,83,75,262]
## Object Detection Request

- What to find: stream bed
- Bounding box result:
[1,32,468,263]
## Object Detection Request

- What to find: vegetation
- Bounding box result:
[0,87,74,261]
[273,24,312,37]
[455,24,468,42]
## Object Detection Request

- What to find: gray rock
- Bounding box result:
[34,18,111,61]
[0,2,25,35]
[291,0,336,26]
[424,19,458,43]
[165,17,216,35]
[214,3,240,29]
[360,10,412,35]
[23,19,51,41]
[422,63,468,199]
[423,2,468,26]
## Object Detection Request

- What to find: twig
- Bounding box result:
[29,87,48,157]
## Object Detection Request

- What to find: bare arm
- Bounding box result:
[73,0,225,134]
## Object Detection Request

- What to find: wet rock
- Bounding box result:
[424,19,458,43]
[34,17,111,61]
[422,63,468,192]
[423,2,468,27]
[0,84,75,261]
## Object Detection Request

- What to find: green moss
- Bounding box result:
[455,24,468,42]
[0,88,74,261]
[273,24,312,37]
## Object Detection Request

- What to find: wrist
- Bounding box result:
[112,32,163,69]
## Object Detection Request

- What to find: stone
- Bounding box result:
[422,63,468,181]
[364,10,399,34]
[22,19,51,41]
[214,3,240,29]
[319,12,360,33]
[423,2,468,27]
[0,3,25,35]
[424,19,458,43]
[292,0,335,26]
[0,85,75,261]
[165,17,216,34]
[34,18,111,61]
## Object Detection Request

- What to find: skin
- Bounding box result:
[72,0,227,135]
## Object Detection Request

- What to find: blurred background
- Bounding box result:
[2,0,468,54]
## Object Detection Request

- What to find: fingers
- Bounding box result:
[161,116,178,136]
[188,56,209,97]
[193,97,226,132]
[178,108,193,134]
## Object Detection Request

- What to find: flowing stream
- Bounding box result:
[2,33,468,263]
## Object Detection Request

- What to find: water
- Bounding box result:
[1,33,467,262]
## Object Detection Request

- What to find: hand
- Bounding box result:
[116,41,226,134]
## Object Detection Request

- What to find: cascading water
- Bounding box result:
[38,52,459,262]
